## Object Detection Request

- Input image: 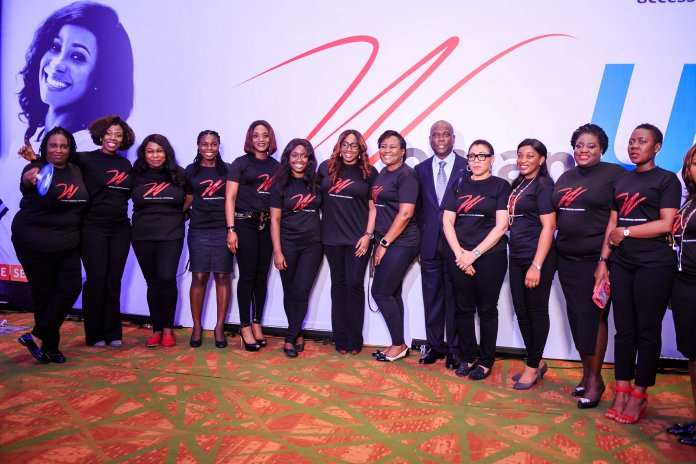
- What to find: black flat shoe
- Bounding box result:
[372,349,385,357]
[284,347,298,358]
[376,347,409,362]
[468,365,491,381]
[18,333,48,364]
[572,386,586,397]
[43,349,66,363]
[455,361,478,377]
[295,343,305,352]
[668,422,696,436]
[679,433,696,446]
[577,385,605,409]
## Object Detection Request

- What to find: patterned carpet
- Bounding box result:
[0,313,694,463]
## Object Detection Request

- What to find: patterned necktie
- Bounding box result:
[436,160,447,205]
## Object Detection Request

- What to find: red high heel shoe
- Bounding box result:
[615,390,648,424]
[604,385,632,419]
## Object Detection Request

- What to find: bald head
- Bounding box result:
[429,120,455,158]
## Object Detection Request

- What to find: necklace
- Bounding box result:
[507,176,536,226]
[675,199,696,272]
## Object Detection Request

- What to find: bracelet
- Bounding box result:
[226,225,236,232]
[598,256,608,263]
[364,232,374,240]
[532,261,542,270]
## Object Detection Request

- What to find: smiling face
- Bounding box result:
[45,133,70,167]
[379,136,405,168]
[573,133,602,168]
[627,128,661,169]
[198,134,220,165]
[144,142,166,169]
[289,144,308,177]
[340,133,360,165]
[517,145,544,179]
[429,121,455,158]
[101,124,123,155]
[252,124,270,156]
[39,24,98,111]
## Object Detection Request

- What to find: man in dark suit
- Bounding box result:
[414,120,467,369]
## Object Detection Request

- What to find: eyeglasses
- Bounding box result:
[574,143,599,151]
[340,142,360,150]
[466,153,493,162]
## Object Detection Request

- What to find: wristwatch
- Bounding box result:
[379,238,390,248]
[532,261,542,270]
[598,256,608,263]
[472,249,481,258]
[226,225,236,232]
[623,227,630,237]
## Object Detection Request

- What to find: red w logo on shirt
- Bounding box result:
[371,186,383,202]
[56,184,79,199]
[143,182,171,197]
[257,174,275,192]
[556,187,588,207]
[673,213,683,235]
[106,170,129,185]
[199,179,224,197]
[328,178,355,194]
[290,193,316,211]
[616,192,646,217]
[456,195,484,214]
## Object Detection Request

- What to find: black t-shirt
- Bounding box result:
[11,161,88,252]
[610,167,681,267]
[185,164,227,230]
[372,163,420,247]
[269,178,322,244]
[553,162,626,261]
[674,199,696,282]
[508,175,555,260]
[227,154,280,213]
[443,174,511,254]
[131,167,186,241]
[73,150,132,226]
[318,160,378,246]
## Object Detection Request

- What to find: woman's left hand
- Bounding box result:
[525,266,541,289]
[373,245,386,267]
[608,227,626,247]
[354,236,371,257]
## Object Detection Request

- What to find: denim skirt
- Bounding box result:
[187,228,234,273]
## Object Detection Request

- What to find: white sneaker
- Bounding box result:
[108,340,122,347]
[93,341,106,347]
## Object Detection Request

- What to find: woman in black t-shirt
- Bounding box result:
[185,130,232,348]
[442,140,510,380]
[371,130,420,363]
[667,143,696,445]
[553,124,625,409]
[318,130,378,355]
[270,139,323,358]
[131,134,189,349]
[599,124,681,424]
[225,120,280,351]
[507,138,556,390]
[15,127,88,364]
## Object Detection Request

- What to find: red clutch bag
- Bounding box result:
[592,278,610,309]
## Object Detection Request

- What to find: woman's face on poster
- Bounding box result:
[39,24,98,111]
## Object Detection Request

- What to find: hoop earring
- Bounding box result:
[466,165,471,172]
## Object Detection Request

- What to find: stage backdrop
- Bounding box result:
[1,0,695,360]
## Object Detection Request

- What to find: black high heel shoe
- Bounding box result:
[215,333,227,349]
[252,323,267,347]
[240,335,259,351]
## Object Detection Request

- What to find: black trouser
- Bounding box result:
[509,248,557,369]
[132,239,184,332]
[447,250,507,369]
[325,243,372,352]
[371,245,419,346]
[610,260,673,387]
[13,242,82,352]
[672,274,696,361]
[279,240,323,343]
[81,222,131,345]
[557,256,610,355]
[420,239,458,354]
[235,218,273,325]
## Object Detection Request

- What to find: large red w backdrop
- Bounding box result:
[1,0,694,361]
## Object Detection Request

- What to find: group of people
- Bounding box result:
[11,116,696,441]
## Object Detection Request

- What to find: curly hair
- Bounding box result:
[38,126,77,164]
[570,123,609,154]
[191,129,227,176]
[88,115,135,150]
[133,134,184,186]
[682,143,696,201]
[18,1,134,140]
[511,138,551,189]
[327,129,371,184]
[243,120,277,156]
[274,138,318,196]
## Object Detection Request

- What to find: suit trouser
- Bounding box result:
[420,240,458,354]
